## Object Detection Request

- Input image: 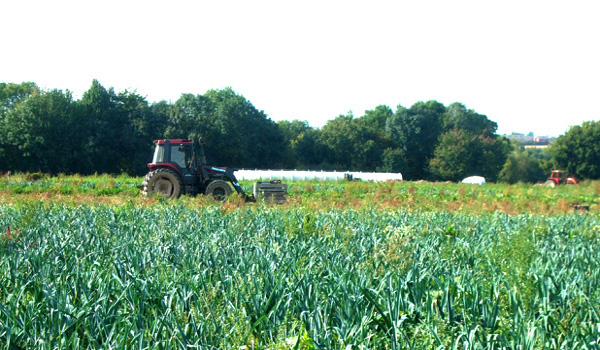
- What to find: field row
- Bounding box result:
[1,203,599,348]
[1,174,599,214]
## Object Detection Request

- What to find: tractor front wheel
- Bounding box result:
[205,180,232,201]
[142,168,182,199]
[544,180,556,188]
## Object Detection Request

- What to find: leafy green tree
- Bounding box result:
[0,82,40,170]
[0,82,38,113]
[1,80,161,175]
[2,89,81,173]
[428,129,509,182]
[114,90,159,174]
[428,129,476,181]
[147,100,171,138]
[377,148,405,173]
[277,120,322,169]
[428,103,508,182]
[165,93,214,142]
[385,101,445,179]
[358,106,393,170]
[443,102,497,137]
[205,88,284,168]
[319,113,388,171]
[498,148,546,184]
[480,136,511,182]
[527,147,553,175]
[79,80,156,174]
[166,88,284,168]
[550,121,600,179]
[362,105,393,131]
[319,114,356,169]
[0,79,514,180]
[79,80,121,173]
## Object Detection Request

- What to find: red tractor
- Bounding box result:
[142,139,254,201]
[544,170,578,187]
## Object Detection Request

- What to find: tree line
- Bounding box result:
[1,81,599,181]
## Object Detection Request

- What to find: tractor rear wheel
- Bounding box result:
[142,168,182,199]
[205,180,232,201]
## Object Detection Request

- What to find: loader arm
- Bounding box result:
[203,166,256,202]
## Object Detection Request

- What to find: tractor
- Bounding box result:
[544,170,578,187]
[142,139,254,201]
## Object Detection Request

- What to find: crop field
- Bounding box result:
[1,175,600,349]
[1,173,599,214]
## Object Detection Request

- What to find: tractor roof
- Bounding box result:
[154,139,193,145]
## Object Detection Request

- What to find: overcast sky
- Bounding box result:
[1,0,599,136]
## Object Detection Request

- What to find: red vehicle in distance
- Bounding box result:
[545,170,578,187]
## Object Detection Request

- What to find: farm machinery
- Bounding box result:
[142,139,255,201]
[544,170,578,187]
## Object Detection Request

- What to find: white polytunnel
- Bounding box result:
[235,169,403,182]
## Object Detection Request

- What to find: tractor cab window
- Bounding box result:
[171,145,193,168]
[171,145,186,168]
[153,144,165,163]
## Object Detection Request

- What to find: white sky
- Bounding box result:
[1,0,599,136]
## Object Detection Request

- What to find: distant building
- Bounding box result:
[533,136,551,144]
[503,132,555,147]
[505,132,534,143]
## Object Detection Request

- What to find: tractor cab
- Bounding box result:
[151,139,197,169]
[149,139,199,188]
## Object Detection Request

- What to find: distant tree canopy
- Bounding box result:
[164,88,284,169]
[428,129,510,182]
[0,81,283,175]
[10,79,591,182]
[385,101,445,179]
[498,147,549,184]
[550,121,600,180]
